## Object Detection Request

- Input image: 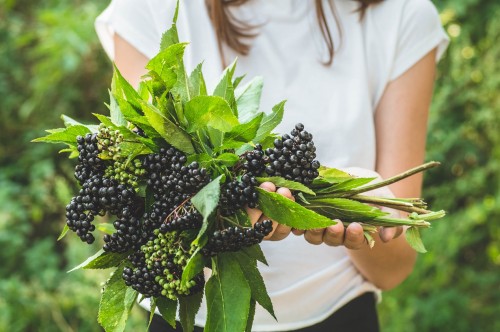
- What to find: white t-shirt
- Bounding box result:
[96,1,448,330]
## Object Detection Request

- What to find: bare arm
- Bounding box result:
[113,33,149,87]
[346,48,438,290]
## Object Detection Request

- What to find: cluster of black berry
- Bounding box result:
[219,174,259,216]
[264,123,320,184]
[201,220,273,256]
[103,207,147,253]
[242,144,267,176]
[74,133,105,185]
[142,147,209,234]
[159,203,203,233]
[123,251,163,298]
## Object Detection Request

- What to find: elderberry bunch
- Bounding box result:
[242,144,267,177]
[123,251,163,298]
[104,158,145,190]
[103,207,147,253]
[96,124,124,160]
[75,133,105,185]
[141,230,205,300]
[265,123,320,184]
[159,203,203,233]
[219,174,259,216]
[201,220,274,256]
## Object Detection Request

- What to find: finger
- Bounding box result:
[379,226,404,242]
[323,221,345,246]
[268,224,292,241]
[276,187,295,201]
[344,223,365,250]
[292,228,305,236]
[304,228,325,245]
[259,181,276,192]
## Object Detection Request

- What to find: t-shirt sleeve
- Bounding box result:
[389,0,449,81]
[95,0,176,60]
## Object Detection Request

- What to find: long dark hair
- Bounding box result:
[205,0,384,66]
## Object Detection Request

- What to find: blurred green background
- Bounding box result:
[0,0,498,331]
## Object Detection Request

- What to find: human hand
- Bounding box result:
[292,167,404,249]
[245,182,295,241]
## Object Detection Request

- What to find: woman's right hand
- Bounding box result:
[245,182,295,241]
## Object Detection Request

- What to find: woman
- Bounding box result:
[96,0,448,330]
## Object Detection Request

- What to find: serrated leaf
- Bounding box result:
[246,299,256,332]
[192,175,223,243]
[215,153,239,167]
[156,297,177,328]
[254,101,285,142]
[205,254,251,332]
[189,63,208,97]
[318,166,351,180]
[241,245,268,266]
[305,198,388,222]
[109,92,128,127]
[233,251,275,319]
[98,265,138,332]
[57,225,69,241]
[139,100,195,154]
[256,188,335,230]
[223,113,263,143]
[405,227,427,253]
[214,59,237,115]
[84,251,129,270]
[67,249,104,273]
[181,249,206,288]
[146,43,187,89]
[322,177,377,193]
[112,64,141,111]
[235,76,263,123]
[184,96,239,133]
[256,177,316,196]
[96,223,115,235]
[118,141,153,161]
[179,291,204,332]
[33,125,91,146]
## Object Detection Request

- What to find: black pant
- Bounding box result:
[148,292,379,332]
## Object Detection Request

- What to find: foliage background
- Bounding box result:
[0,0,498,331]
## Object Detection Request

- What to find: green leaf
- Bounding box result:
[111,64,141,111]
[256,188,335,230]
[246,299,256,332]
[96,223,115,235]
[318,166,351,180]
[139,100,195,154]
[148,298,157,329]
[61,114,96,131]
[156,297,178,328]
[160,24,179,51]
[192,175,223,243]
[146,43,187,89]
[405,227,427,253]
[241,245,268,266]
[214,59,237,115]
[233,75,245,89]
[109,92,128,127]
[83,251,129,270]
[179,291,204,332]
[215,153,239,167]
[184,96,239,133]
[98,265,138,332]
[118,141,153,161]
[57,225,69,241]
[320,177,377,193]
[256,177,316,196]
[224,113,263,143]
[205,254,251,332]
[235,76,263,123]
[189,63,208,97]
[67,249,104,273]
[233,251,275,319]
[305,198,388,222]
[254,101,285,142]
[33,125,91,146]
[181,249,206,288]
